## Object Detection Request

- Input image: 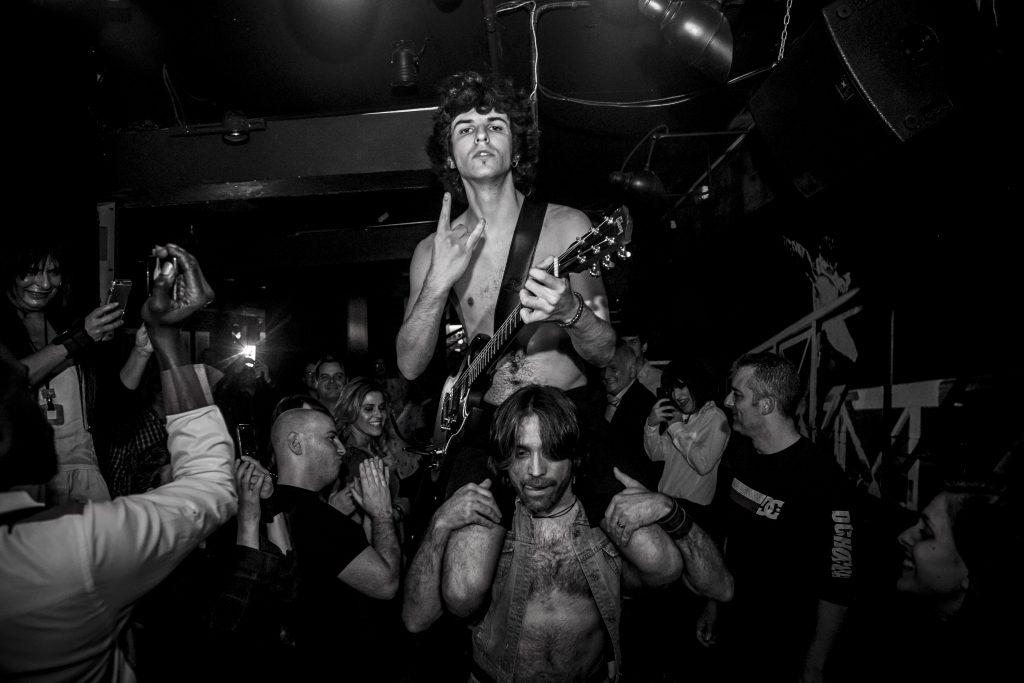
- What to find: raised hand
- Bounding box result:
[132,325,153,354]
[647,398,677,427]
[328,484,357,517]
[89,302,126,343]
[427,192,486,290]
[234,457,273,525]
[519,255,578,325]
[142,244,215,330]
[435,478,502,532]
[352,457,393,521]
[603,467,673,546]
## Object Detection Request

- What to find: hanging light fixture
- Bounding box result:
[221,110,251,145]
[390,38,432,93]
[608,125,668,202]
[638,0,733,83]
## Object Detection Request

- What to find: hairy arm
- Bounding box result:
[613,522,682,589]
[604,468,733,600]
[341,458,402,599]
[442,523,505,617]
[402,480,502,632]
[519,206,616,367]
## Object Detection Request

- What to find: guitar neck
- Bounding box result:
[449,206,626,396]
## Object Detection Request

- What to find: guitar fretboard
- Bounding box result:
[450,213,623,398]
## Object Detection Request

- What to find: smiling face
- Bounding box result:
[508,414,574,516]
[672,384,696,415]
[603,346,638,396]
[449,108,514,183]
[9,255,62,313]
[352,390,387,444]
[316,361,347,404]
[897,492,969,597]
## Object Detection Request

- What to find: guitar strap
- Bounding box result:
[493,195,548,328]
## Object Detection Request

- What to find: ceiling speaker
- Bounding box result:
[749,0,976,197]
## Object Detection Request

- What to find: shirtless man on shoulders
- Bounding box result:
[395,70,616,413]
[402,385,691,682]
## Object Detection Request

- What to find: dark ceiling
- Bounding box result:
[19,0,814,210]
[14,0,1019,379]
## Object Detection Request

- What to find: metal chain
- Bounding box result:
[776,0,794,64]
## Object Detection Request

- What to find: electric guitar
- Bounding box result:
[426,205,632,471]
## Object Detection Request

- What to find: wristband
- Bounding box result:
[556,291,586,329]
[657,498,694,540]
[52,322,94,358]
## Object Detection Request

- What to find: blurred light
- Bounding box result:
[242,344,257,362]
[638,0,733,83]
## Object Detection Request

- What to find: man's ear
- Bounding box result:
[760,397,775,415]
[287,431,303,457]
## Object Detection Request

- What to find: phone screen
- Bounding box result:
[236,423,258,460]
[106,279,132,318]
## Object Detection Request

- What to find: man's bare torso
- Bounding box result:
[450,203,589,405]
[512,513,608,682]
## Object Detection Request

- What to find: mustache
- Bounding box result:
[522,477,555,488]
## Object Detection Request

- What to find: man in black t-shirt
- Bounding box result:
[271,408,401,675]
[702,352,855,683]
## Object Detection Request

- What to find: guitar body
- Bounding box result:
[431,333,491,470]
[425,205,632,475]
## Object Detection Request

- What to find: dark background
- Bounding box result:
[11,1,1021,487]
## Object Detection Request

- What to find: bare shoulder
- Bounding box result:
[544,203,592,238]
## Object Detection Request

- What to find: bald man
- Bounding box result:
[270,408,401,675]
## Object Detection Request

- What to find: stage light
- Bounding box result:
[638,0,733,83]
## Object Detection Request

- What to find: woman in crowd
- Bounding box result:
[833,469,1019,682]
[643,359,730,514]
[1,236,126,504]
[333,377,422,540]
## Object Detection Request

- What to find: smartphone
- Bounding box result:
[149,252,178,296]
[106,279,132,319]
[236,423,258,460]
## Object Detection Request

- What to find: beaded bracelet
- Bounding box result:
[657,498,694,540]
[556,291,586,329]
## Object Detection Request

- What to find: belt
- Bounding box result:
[470,660,609,683]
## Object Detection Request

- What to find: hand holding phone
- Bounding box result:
[106,279,133,319]
[648,395,677,427]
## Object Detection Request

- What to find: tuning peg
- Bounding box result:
[578,253,588,266]
[589,264,601,277]
[602,255,615,269]
[617,246,631,260]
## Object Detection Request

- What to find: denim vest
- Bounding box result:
[471,499,622,682]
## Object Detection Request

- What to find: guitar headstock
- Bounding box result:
[556,205,632,277]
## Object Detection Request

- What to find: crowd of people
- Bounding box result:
[2,69,1019,683]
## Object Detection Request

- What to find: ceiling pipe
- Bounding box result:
[482,0,502,75]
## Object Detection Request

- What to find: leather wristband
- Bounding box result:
[52,323,94,358]
[657,498,693,540]
[556,291,586,329]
